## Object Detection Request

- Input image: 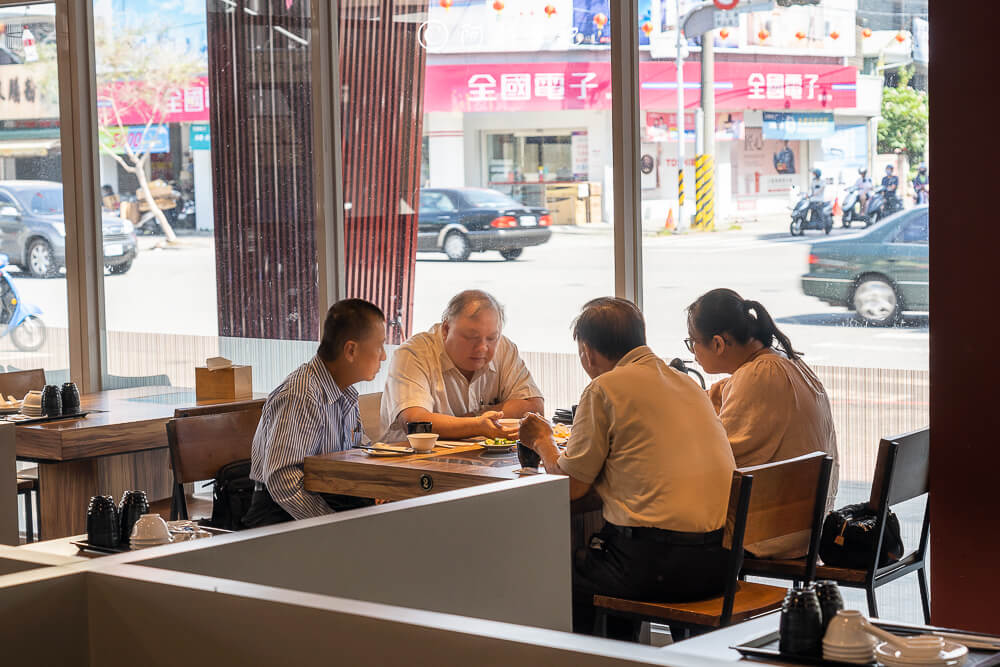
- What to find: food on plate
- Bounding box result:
[483,438,516,446]
[552,424,571,440]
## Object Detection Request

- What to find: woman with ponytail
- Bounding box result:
[686,288,840,558]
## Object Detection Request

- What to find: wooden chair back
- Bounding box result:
[869,427,929,509]
[720,452,833,622]
[358,391,382,440]
[0,368,45,400]
[166,405,263,485]
[173,398,265,419]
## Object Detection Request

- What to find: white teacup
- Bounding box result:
[130,513,171,542]
[824,610,876,650]
[406,433,438,452]
[22,391,42,407]
[496,418,521,431]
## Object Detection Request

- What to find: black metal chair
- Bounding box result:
[742,427,930,622]
[17,477,37,543]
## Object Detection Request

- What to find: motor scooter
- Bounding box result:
[790,194,834,236]
[0,254,46,352]
[841,185,899,228]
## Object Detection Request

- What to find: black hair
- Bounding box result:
[572,297,646,362]
[317,299,385,362]
[686,288,800,361]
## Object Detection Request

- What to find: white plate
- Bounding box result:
[480,442,515,452]
[519,215,537,227]
[104,243,125,256]
[875,641,968,667]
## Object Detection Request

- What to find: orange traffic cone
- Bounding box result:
[832,197,842,217]
[664,208,675,231]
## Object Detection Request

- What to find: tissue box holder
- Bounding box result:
[195,365,252,401]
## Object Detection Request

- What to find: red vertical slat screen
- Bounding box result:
[339,0,425,344]
[207,0,423,344]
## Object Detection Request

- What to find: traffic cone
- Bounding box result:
[832,197,842,217]
[664,208,675,231]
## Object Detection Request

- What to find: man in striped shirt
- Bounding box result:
[244,299,387,526]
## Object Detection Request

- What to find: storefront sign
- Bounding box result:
[425,62,855,113]
[97,76,210,126]
[571,131,588,179]
[99,125,170,154]
[762,112,835,140]
[190,124,211,150]
[644,111,743,142]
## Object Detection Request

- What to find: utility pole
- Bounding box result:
[675,0,686,229]
[695,27,716,230]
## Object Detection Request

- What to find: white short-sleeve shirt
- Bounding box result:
[378,323,542,442]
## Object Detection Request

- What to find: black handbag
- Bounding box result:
[204,459,254,531]
[819,502,904,569]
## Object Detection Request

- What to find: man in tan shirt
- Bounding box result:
[520,297,735,638]
[379,290,543,443]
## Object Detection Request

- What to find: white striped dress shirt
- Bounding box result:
[250,355,368,519]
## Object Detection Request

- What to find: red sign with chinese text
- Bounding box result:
[424,62,856,113]
[97,76,210,126]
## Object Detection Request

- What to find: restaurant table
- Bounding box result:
[14,386,260,540]
[304,442,604,547]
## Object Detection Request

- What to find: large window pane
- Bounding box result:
[93,0,319,393]
[639,0,928,621]
[0,2,70,385]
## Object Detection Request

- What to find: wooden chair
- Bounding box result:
[0,368,45,400]
[593,452,833,637]
[358,392,382,441]
[742,428,930,622]
[163,404,263,521]
[173,398,265,419]
[1,369,45,541]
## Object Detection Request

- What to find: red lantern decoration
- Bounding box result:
[895,31,906,43]
[439,0,452,9]
[829,30,840,40]
[492,0,504,12]
[862,27,873,38]
[641,21,653,36]
[719,28,730,39]
[795,30,806,40]
[593,12,608,29]
[544,4,556,17]
[758,28,770,41]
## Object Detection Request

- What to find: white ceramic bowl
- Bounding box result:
[130,513,171,542]
[406,433,438,452]
[22,391,42,407]
[496,418,521,430]
[824,610,876,650]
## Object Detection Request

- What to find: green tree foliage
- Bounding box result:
[877,67,929,164]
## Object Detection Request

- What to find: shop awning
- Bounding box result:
[0,138,60,157]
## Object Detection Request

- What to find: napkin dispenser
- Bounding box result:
[195,357,252,400]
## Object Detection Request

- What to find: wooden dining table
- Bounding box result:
[14,386,258,539]
[304,442,604,546]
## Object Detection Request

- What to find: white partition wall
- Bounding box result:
[134,477,573,631]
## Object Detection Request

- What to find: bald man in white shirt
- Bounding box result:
[379,290,543,443]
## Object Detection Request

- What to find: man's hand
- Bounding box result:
[476,411,519,439]
[518,412,554,450]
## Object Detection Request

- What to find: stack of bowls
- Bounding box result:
[823,610,877,664]
[129,513,173,549]
[21,391,43,417]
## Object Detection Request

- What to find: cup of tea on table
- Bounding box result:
[406,432,438,452]
[517,442,541,471]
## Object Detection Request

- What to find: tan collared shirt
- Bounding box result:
[709,348,840,558]
[378,323,542,442]
[558,346,736,533]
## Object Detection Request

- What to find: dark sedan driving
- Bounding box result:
[417,187,552,261]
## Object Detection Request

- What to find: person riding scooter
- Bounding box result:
[808,168,826,224]
[882,165,900,213]
[913,163,929,205]
[856,167,873,211]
